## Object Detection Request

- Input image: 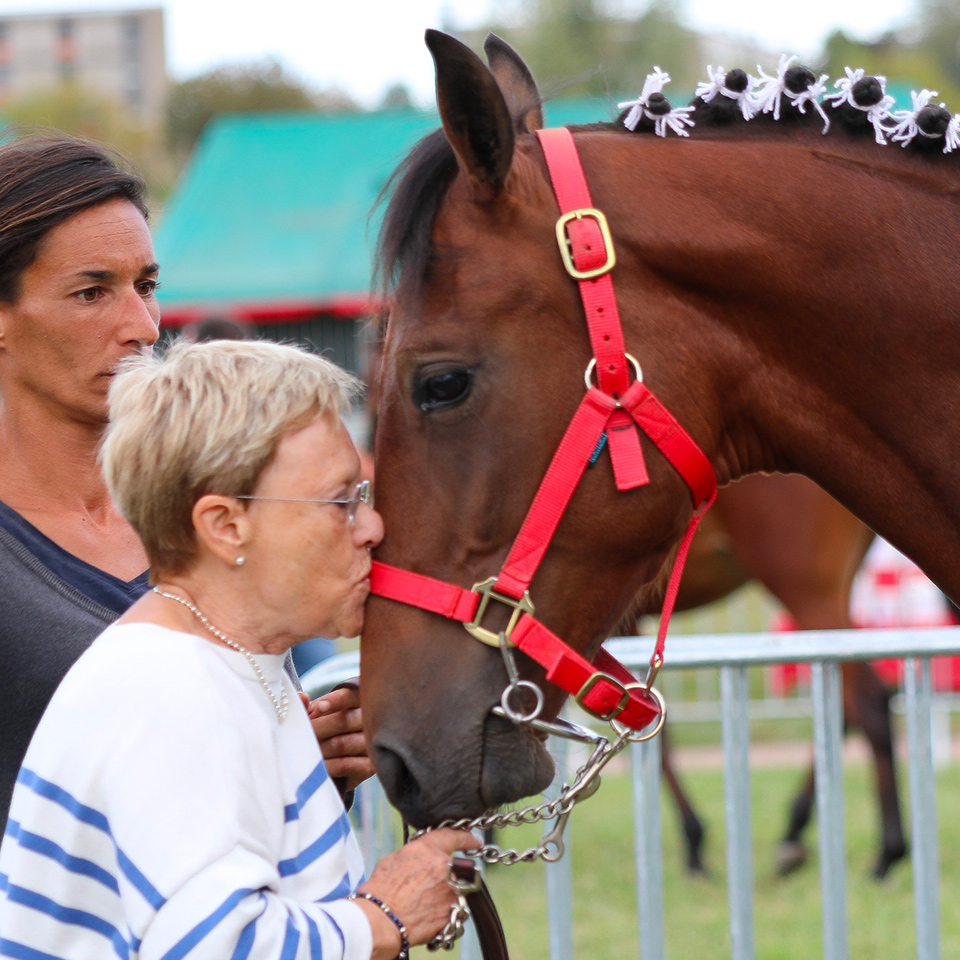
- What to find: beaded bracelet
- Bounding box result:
[348,892,410,960]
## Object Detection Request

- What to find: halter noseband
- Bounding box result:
[370,127,718,733]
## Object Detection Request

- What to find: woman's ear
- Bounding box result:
[192,495,250,567]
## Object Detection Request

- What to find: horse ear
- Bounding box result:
[483,33,544,133]
[426,29,515,202]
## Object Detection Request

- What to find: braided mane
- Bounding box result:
[377,59,959,296]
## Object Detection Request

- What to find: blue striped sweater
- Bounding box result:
[0,623,371,960]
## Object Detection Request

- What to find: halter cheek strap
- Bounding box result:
[370,127,718,731]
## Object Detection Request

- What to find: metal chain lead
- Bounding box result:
[410,726,625,865]
[413,633,666,946]
[426,876,474,951]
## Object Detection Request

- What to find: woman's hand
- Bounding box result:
[356,827,480,959]
[301,687,375,791]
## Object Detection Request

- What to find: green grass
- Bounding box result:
[436,757,960,960]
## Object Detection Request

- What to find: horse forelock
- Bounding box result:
[375,128,458,301]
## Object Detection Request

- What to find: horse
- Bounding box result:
[659,473,905,879]
[361,30,960,839]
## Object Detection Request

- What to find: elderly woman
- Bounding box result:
[0,339,475,959]
[0,132,366,828]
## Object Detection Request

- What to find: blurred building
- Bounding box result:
[0,7,166,125]
[153,97,616,380]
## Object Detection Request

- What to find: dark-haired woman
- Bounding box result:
[0,135,158,830]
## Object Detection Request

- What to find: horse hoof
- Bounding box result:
[776,840,808,876]
[872,842,908,881]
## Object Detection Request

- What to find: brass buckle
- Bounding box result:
[575,672,630,722]
[555,208,617,280]
[464,577,535,648]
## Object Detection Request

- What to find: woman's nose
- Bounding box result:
[356,502,385,550]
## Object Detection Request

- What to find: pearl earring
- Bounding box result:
[236,556,245,566]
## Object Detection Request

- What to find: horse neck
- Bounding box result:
[579,131,960,597]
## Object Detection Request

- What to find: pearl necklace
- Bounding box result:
[153,587,288,723]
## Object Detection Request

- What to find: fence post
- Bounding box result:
[720,665,754,960]
[545,734,574,960]
[811,661,848,960]
[904,657,941,960]
[632,735,665,960]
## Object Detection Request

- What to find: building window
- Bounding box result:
[122,16,139,58]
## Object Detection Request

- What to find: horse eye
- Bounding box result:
[414,368,473,412]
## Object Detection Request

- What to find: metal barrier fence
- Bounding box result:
[302,625,960,960]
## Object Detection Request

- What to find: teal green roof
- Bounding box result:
[153,95,629,323]
[154,84,923,323]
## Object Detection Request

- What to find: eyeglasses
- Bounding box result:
[236,480,373,526]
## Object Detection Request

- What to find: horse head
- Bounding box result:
[362,31,724,826]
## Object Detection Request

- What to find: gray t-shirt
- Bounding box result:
[0,524,124,829]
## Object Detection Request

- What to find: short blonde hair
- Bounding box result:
[102,338,361,577]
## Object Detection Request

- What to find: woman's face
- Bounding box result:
[244,413,384,642]
[0,198,160,425]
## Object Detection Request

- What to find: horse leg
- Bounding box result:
[842,661,907,879]
[660,725,707,874]
[777,764,815,875]
[776,665,907,879]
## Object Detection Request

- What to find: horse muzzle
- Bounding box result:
[372,709,555,827]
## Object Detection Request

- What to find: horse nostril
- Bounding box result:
[373,744,429,827]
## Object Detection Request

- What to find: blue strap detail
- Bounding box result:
[588,433,607,465]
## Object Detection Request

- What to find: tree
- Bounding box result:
[166,58,357,156]
[484,0,702,98]
[5,81,147,153]
[821,23,960,112]
[379,83,415,111]
[3,82,175,200]
[920,0,960,86]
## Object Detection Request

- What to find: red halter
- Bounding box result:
[370,127,717,731]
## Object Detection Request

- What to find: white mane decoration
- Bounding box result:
[751,54,831,133]
[824,67,896,144]
[695,65,756,121]
[621,57,960,155]
[888,89,944,147]
[946,114,960,154]
[618,67,695,137]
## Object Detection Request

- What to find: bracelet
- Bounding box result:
[348,892,410,960]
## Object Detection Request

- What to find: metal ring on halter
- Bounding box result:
[610,684,667,742]
[500,680,545,724]
[583,351,643,391]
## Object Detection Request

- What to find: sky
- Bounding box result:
[0,0,922,107]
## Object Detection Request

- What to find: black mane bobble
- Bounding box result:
[852,76,886,107]
[918,104,952,137]
[784,65,816,95]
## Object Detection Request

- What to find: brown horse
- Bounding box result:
[661,473,905,879]
[362,31,959,835]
